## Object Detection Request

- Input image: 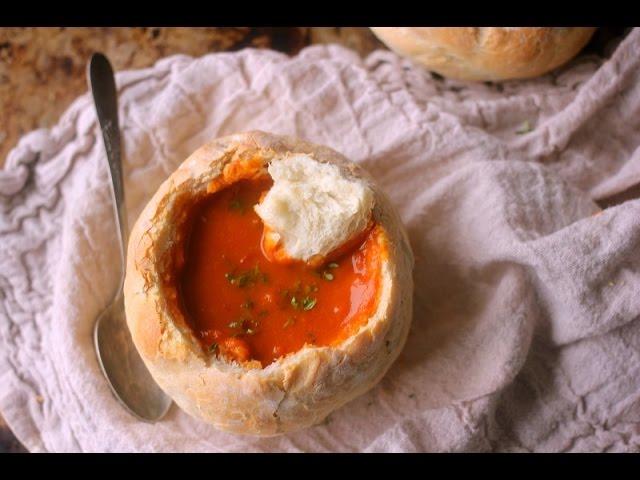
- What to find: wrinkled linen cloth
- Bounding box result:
[2,29,640,453]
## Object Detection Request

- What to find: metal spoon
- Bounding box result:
[88,52,172,422]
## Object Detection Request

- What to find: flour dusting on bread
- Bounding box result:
[254,154,374,262]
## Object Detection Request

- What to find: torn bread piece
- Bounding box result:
[255,153,374,264]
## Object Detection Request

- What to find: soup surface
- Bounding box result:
[178,177,384,366]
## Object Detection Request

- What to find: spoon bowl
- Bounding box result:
[94,294,172,421]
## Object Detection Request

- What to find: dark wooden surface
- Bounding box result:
[0,27,384,168]
[0,26,632,453]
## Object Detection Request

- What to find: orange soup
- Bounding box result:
[178,177,384,366]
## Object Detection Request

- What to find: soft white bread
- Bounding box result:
[370,27,597,81]
[254,153,374,262]
[123,131,414,435]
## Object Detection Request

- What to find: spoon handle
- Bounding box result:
[88,53,128,287]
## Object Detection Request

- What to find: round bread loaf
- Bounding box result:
[123,131,414,435]
[370,27,597,81]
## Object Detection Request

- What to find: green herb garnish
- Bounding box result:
[241,300,254,310]
[236,272,250,287]
[251,265,268,283]
[516,120,533,135]
[318,264,337,281]
[209,342,218,353]
[229,317,259,336]
[225,265,267,288]
[304,283,318,295]
[291,296,300,309]
[229,198,246,213]
[291,293,317,311]
[302,296,317,311]
[228,320,244,329]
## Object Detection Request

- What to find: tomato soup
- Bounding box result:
[177,177,385,366]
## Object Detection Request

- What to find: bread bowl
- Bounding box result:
[370,27,597,81]
[123,131,414,435]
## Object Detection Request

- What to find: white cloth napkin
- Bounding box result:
[1,29,640,452]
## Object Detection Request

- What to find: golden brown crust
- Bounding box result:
[123,131,414,435]
[370,27,597,81]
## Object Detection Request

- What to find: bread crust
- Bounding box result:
[123,131,414,435]
[370,27,597,81]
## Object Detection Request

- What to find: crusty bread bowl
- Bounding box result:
[123,131,414,435]
[370,27,597,81]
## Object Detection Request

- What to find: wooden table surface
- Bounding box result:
[0,26,630,453]
[0,27,384,168]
